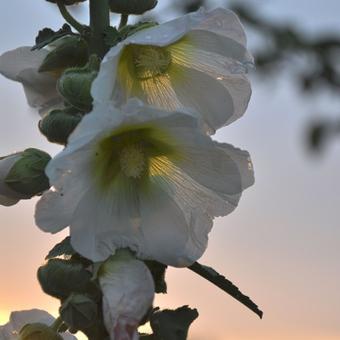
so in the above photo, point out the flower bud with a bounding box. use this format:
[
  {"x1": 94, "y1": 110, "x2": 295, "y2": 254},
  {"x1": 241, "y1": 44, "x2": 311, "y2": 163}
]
[
  {"x1": 39, "y1": 36, "x2": 89, "y2": 74},
  {"x1": 57, "y1": 55, "x2": 100, "y2": 112},
  {"x1": 98, "y1": 250, "x2": 155, "y2": 340},
  {"x1": 4, "y1": 148, "x2": 51, "y2": 196},
  {"x1": 19, "y1": 323, "x2": 63, "y2": 340},
  {"x1": 0, "y1": 149, "x2": 51, "y2": 206},
  {"x1": 46, "y1": 0, "x2": 87, "y2": 5},
  {"x1": 109, "y1": 0, "x2": 157, "y2": 15},
  {"x1": 39, "y1": 108, "x2": 82, "y2": 145}
]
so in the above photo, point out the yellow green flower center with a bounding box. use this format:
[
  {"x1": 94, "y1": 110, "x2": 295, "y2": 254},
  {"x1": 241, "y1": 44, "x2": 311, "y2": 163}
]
[
  {"x1": 119, "y1": 144, "x2": 146, "y2": 178},
  {"x1": 130, "y1": 45, "x2": 172, "y2": 80},
  {"x1": 92, "y1": 123, "x2": 182, "y2": 192}
]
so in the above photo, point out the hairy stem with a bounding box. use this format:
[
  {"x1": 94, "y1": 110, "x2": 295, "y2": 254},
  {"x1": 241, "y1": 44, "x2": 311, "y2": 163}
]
[
  {"x1": 89, "y1": 0, "x2": 111, "y2": 57},
  {"x1": 56, "y1": 0, "x2": 85, "y2": 33},
  {"x1": 119, "y1": 14, "x2": 129, "y2": 29}
]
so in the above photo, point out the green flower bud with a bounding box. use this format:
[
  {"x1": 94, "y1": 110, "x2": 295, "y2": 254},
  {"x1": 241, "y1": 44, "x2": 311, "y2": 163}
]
[
  {"x1": 109, "y1": 0, "x2": 158, "y2": 15},
  {"x1": 19, "y1": 323, "x2": 63, "y2": 340},
  {"x1": 37, "y1": 258, "x2": 98, "y2": 300},
  {"x1": 60, "y1": 293, "x2": 97, "y2": 330},
  {"x1": 39, "y1": 36, "x2": 89, "y2": 74},
  {"x1": 39, "y1": 108, "x2": 82, "y2": 145},
  {"x1": 46, "y1": 0, "x2": 87, "y2": 5},
  {"x1": 4, "y1": 148, "x2": 51, "y2": 197},
  {"x1": 57, "y1": 55, "x2": 100, "y2": 112}
]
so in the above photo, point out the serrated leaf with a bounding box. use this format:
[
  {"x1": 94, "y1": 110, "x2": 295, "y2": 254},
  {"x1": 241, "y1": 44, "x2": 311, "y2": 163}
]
[
  {"x1": 45, "y1": 237, "x2": 76, "y2": 259},
  {"x1": 150, "y1": 306, "x2": 198, "y2": 340},
  {"x1": 33, "y1": 24, "x2": 74, "y2": 50},
  {"x1": 144, "y1": 261, "x2": 167, "y2": 294},
  {"x1": 188, "y1": 262, "x2": 263, "y2": 319}
]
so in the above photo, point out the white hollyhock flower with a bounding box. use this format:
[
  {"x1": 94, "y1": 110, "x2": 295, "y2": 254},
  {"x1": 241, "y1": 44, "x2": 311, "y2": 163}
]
[
  {"x1": 0, "y1": 309, "x2": 76, "y2": 340},
  {"x1": 35, "y1": 100, "x2": 254, "y2": 266},
  {"x1": 0, "y1": 153, "x2": 30, "y2": 207},
  {"x1": 92, "y1": 8, "x2": 253, "y2": 134},
  {"x1": 98, "y1": 250, "x2": 154, "y2": 340},
  {"x1": 0, "y1": 47, "x2": 61, "y2": 116}
]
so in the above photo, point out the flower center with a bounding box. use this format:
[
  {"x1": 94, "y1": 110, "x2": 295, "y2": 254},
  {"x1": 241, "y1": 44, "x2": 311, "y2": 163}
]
[
  {"x1": 132, "y1": 45, "x2": 172, "y2": 80},
  {"x1": 119, "y1": 144, "x2": 146, "y2": 178}
]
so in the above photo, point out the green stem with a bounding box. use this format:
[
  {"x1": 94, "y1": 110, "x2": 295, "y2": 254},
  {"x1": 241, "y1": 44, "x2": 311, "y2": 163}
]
[
  {"x1": 50, "y1": 316, "x2": 64, "y2": 332},
  {"x1": 89, "y1": 0, "x2": 111, "y2": 57},
  {"x1": 56, "y1": 0, "x2": 85, "y2": 33},
  {"x1": 119, "y1": 14, "x2": 129, "y2": 29}
]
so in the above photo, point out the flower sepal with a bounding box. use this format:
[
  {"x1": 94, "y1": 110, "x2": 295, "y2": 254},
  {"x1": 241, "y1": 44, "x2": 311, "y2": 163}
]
[
  {"x1": 38, "y1": 36, "x2": 89, "y2": 74},
  {"x1": 3, "y1": 148, "x2": 51, "y2": 199},
  {"x1": 57, "y1": 55, "x2": 100, "y2": 112},
  {"x1": 39, "y1": 108, "x2": 82, "y2": 145},
  {"x1": 109, "y1": 0, "x2": 157, "y2": 15},
  {"x1": 46, "y1": 0, "x2": 87, "y2": 5}
]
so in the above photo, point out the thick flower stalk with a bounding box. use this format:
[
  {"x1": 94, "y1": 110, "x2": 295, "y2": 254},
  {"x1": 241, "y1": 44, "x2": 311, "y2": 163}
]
[
  {"x1": 98, "y1": 250, "x2": 155, "y2": 340},
  {"x1": 0, "y1": 309, "x2": 76, "y2": 340},
  {"x1": 35, "y1": 99, "x2": 254, "y2": 266},
  {"x1": 0, "y1": 47, "x2": 61, "y2": 116},
  {"x1": 92, "y1": 8, "x2": 253, "y2": 133}
]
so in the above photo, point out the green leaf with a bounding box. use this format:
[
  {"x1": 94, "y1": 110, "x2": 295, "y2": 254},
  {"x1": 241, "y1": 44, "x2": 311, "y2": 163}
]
[
  {"x1": 144, "y1": 261, "x2": 167, "y2": 294},
  {"x1": 150, "y1": 306, "x2": 198, "y2": 340},
  {"x1": 188, "y1": 262, "x2": 263, "y2": 319},
  {"x1": 37, "y1": 258, "x2": 99, "y2": 300},
  {"x1": 60, "y1": 293, "x2": 98, "y2": 330},
  {"x1": 32, "y1": 24, "x2": 74, "y2": 50},
  {"x1": 4, "y1": 148, "x2": 51, "y2": 196},
  {"x1": 45, "y1": 237, "x2": 76, "y2": 260}
]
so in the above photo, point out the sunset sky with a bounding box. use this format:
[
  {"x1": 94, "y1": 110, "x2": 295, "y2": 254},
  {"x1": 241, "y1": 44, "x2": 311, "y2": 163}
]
[{"x1": 1, "y1": 1, "x2": 340, "y2": 339}]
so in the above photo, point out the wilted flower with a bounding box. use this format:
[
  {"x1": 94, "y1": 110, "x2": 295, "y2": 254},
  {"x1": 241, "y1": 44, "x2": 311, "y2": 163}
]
[
  {"x1": 92, "y1": 8, "x2": 253, "y2": 134},
  {"x1": 0, "y1": 47, "x2": 61, "y2": 116},
  {"x1": 98, "y1": 250, "x2": 154, "y2": 340},
  {"x1": 0, "y1": 309, "x2": 76, "y2": 340},
  {"x1": 35, "y1": 100, "x2": 254, "y2": 266}
]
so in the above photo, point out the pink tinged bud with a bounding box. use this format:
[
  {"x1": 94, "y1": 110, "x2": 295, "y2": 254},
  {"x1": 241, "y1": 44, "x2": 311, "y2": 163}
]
[{"x1": 98, "y1": 250, "x2": 155, "y2": 340}]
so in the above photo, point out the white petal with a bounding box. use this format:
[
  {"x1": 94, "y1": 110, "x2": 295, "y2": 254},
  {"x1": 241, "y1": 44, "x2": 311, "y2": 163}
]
[
  {"x1": 0, "y1": 47, "x2": 60, "y2": 113},
  {"x1": 169, "y1": 64, "x2": 236, "y2": 133},
  {"x1": 35, "y1": 148, "x2": 93, "y2": 233},
  {"x1": 69, "y1": 183, "x2": 141, "y2": 262},
  {"x1": 0, "y1": 47, "x2": 46, "y2": 80}
]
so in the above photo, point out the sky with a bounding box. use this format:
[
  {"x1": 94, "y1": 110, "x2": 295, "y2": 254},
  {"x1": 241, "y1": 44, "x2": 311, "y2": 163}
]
[{"x1": 0, "y1": 1, "x2": 340, "y2": 339}]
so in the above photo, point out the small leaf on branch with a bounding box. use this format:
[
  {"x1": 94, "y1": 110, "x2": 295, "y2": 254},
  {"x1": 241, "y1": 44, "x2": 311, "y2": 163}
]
[
  {"x1": 33, "y1": 24, "x2": 74, "y2": 50},
  {"x1": 45, "y1": 237, "x2": 76, "y2": 259},
  {"x1": 188, "y1": 262, "x2": 263, "y2": 319},
  {"x1": 149, "y1": 306, "x2": 198, "y2": 340}
]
